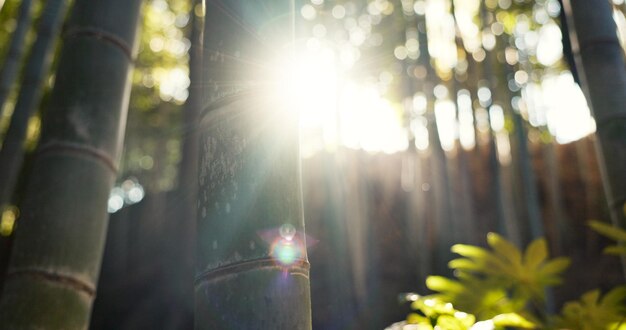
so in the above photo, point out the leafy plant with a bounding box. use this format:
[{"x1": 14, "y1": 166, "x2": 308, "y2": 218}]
[
  {"x1": 399, "y1": 294, "x2": 535, "y2": 330},
  {"x1": 425, "y1": 233, "x2": 570, "y2": 321},
  {"x1": 394, "y1": 233, "x2": 626, "y2": 330},
  {"x1": 553, "y1": 286, "x2": 626, "y2": 330}
]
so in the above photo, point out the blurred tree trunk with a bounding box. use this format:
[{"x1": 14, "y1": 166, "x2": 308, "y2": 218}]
[
  {"x1": 0, "y1": 0, "x2": 141, "y2": 328},
  {"x1": 171, "y1": 0, "x2": 205, "y2": 325},
  {"x1": 195, "y1": 1, "x2": 312, "y2": 329},
  {"x1": 542, "y1": 140, "x2": 568, "y2": 254},
  {"x1": 562, "y1": 0, "x2": 626, "y2": 264},
  {"x1": 0, "y1": 0, "x2": 33, "y2": 117},
  {"x1": 478, "y1": 2, "x2": 521, "y2": 242},
  {"x1": 0, "y1": 0, "x2": 69, "y2": 212}
]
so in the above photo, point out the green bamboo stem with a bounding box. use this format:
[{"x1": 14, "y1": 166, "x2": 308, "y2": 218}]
[
  {"x1": 195, "y1": 92, "x2": 312, "y2": 329},
  {"x1": 0, "y1": 0, "x2": 34, "y2": 118},
  {"x1": 196, "y1": 1, "x2": 312, "y2": 328},
  {"x1": 562, "y1": 0, "x2": 626, "y2": 276},
  {"x1": 0, "y1": 0, "x2": 141, "y2": 328},
  {"x1": 0, "y1": 0, "x2": 69, "y2": 211}
]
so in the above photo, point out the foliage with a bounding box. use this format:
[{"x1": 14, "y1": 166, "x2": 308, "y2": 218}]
[
  {"x1": 399, "y1": 233, "x2": 626, "y2": 330},
  {"x1": 553, "y1": 287, "x2": 626, "y2": 330},
  {"x1": 426, "y1": 233, "x2": 569, "y2": 320},
  {"x1": 402, "y1": 294, "x2": 535, "y2": 330},
  {"x1": 589, "y1": 220, "x2": 626, "y2": 256}
]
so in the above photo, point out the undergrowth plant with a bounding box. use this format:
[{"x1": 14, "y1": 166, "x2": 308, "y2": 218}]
[{"x1": 391, "y1": 232, "x2": 626, "y2": 330}]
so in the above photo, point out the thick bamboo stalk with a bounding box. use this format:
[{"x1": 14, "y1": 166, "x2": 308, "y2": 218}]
[
  {"x1": 0, "y1": 0, "x2": 141, "y2": 328},
  {"x1": 562, "y1": 0, "x2": 626, "y2": 234},
  {"x1": 196, "y1": 1, "x2": 312, "y2": 328},
  {"x1": 0, "y1": 0, "x2": 33, "y2": 117},
  {"x1": 195, "y1": 93, "x2": 312, "y2": 329},
  {"x1": 0, "y1": 0, "x2": 69, "y2": 210}
]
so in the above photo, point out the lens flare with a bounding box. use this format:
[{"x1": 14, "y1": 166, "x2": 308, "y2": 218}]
[
  {"x1": 269, "y1": 224, "x2": 305, "y2": 266},
  {"x1": 271, "y1": 238, "x2": 307, "y2": 266},
  {"x1": 279, "y1": 223, "x2": 296, "y2": 241},
  {"x1": 272, "y1": 239, "x2": 300, "y2": 265}
]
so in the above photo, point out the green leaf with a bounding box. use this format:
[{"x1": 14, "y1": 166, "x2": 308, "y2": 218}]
[
  {"x1": 538, "y1": 257, "x2": 570, "y2": 276},
  {"x1": 437, "y1": 315, "x2": 468, "y2": 330},
  {"x1": 580, "y1": 289, "x2": 601, "y2": 306},
  {"x1": 603, "y1": 245, "x2": 626, "y2": 256},
  {"x1": 487, "y1": 232, "x2": 522, "y2": 269},
  {"x1": 426, "y1": 276, "x2": 464, "y2": 294},
  {"x1": 492, "y1": 313, "x2": 536, "y2": 329},
  {"x1": 407, "y1": 312, "x2": 430, "y2": 325},
  {"x1": 589, "y1": 220, "x2": 626, "y2": 242},
  {"x1": 600, "y1": 286, "x2": 626, "y2": 307},
  {"x1": 524, "y1": 238, "x2": 548, "y2": 271},
  {"x1": 451, "y1": 244, "x2": 490, "y2": 259},
  {"x1": 449, "y1": 258, "x2": 483, "y2": 272},
  {"x1": 609, "y1": 323, "x2": 626, "y2": 330}
]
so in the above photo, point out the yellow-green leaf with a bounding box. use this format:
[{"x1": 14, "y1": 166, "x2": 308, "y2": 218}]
[
  {"x1": 589, "y1": 220, "x2": 626, "y2": 242},
  {"x1": 603, "y1": 245, "x2": 626, "y2": 256},
  {"x1": 487, "y1": 232, "x2": 522, "y2": 269},
  {"x1": 426, "y1": 276, "x2": 464, "y2": 294},
  {"x1": 437, "y1": 315, "x2": 467, "y2": 330},
  {"x1": 449, "y1": 258, "x2": 482, "y2": 272},
  {"x1": 492, "y1": 313, "x2": 536, "y2": 329},
  {"x1": 407, "y1": 312, "x2": 429, "y2": 325},
  {"x1": 538, "y1": 257, "x2": 570, "y2": 276},
  {"x1": 451, "y1": 244, "x2": 490, "y2": 259},
  {"x1": 524, "y1": 238, "x2": 548, "y2": 270},
  {"x1": 580, "y1": 289, "x2": 601, "y2": 306},
  {"x1": 601, "y1": 286, "x2": 626, "y2": 307}
]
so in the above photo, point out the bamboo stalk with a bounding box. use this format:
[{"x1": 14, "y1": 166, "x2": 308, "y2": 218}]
[
  {"x1": 195, "y1": 93, "x2": 312, "y2": 329},
  {"x1": 174, "y1": 0, "x2": 205, "y2": 321},
  {"x1": 0, "y1": 0, "x2": 142, "y2": 327},
  {"x1": 562, "y1": 0, "x2": 626, "y2": 275},
  {"x1": 0, "y1": 0, "x2": 69, "y2": 211},
  {"x1": 0, "y1": 0, "x2": 34, "y2": 117},
  {"x1": 196, "y1": 1, "x2": 312, "y2": 328}
]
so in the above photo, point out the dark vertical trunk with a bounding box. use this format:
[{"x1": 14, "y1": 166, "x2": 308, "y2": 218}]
[
  {"x1": 542, "y1": 140, "x2": 568, "y2": 254},
  {"x1": 174, "y1": 0, "x2": 204, "y2": 325},
  {"x1": 196, "y1": 1, "x2": 312, "y2": 329},
  {"x1": 0, "y1": 0, "x2": 69, "y2": 210},
  {"x1": 0, "y1": 0, "x2": 142, "y2": 327},
  {"x1": 0, "y1": 0, "x2": 34, "y2": 116},
  {"x1": 563, "y1": 0, "x2": 626, "y2": 276}
]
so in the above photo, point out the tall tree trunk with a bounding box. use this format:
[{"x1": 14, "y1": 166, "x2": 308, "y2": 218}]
[
  {"x1": 196, "y1": 1, "x2": 312, "y2": 329},
  {"x1": 173, "y1": 0, "x2": 204, "y2": 324},
  {"x1": 562, "y1": 0, "x2": 626, "y2": 273},
  {"x1": 0, "y1": 0, "x2": 141, "y2": 327},
  {"x1": 0, "y1": 0, "x2": 34, "y2": 117},
  {"x1": 0, "y1": 0, "x2": 69, "y2": 211}
]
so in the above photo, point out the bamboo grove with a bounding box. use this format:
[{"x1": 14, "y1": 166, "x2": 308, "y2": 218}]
[{"x1": 0, "y1": 0, "x2": 624, "y2": 329}]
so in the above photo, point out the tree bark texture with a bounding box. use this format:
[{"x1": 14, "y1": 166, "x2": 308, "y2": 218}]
[
  {"x1": 195, "y1": 93, "x2": 312, "y2": 329},
  {"x1": 0, "y1": 0, "x2": 141, "y2": 328},
  {"x1": 563, "y1": 0, "x2": 626, "y2": 235},
  {"x1": 0, "y1": 0, "x2": 69, "y2": 210}
]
